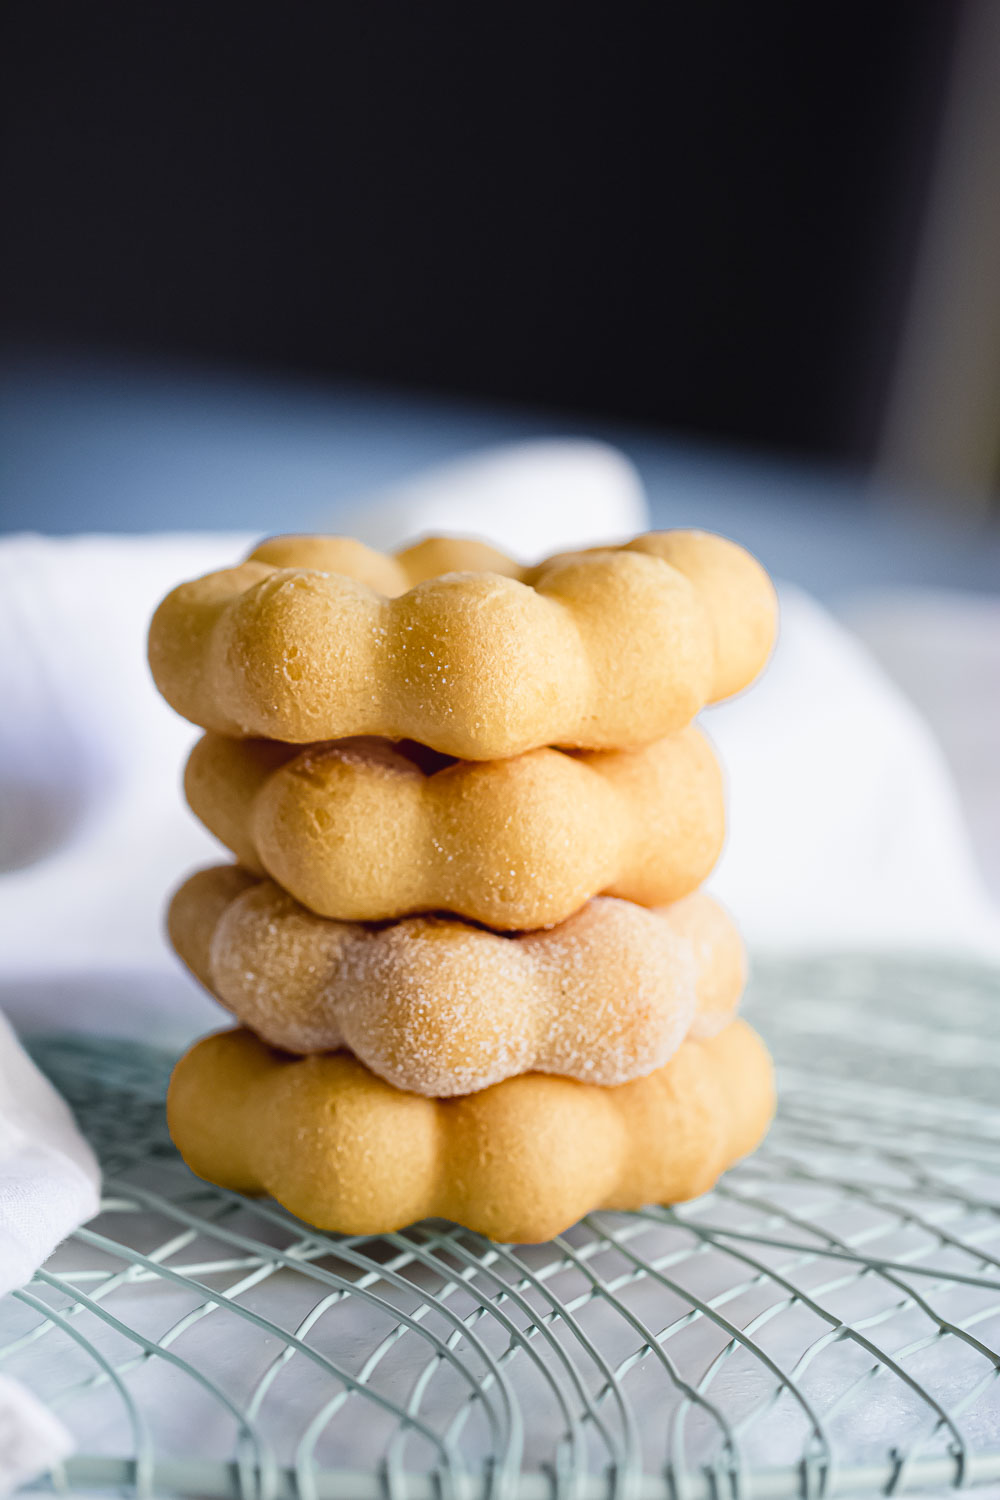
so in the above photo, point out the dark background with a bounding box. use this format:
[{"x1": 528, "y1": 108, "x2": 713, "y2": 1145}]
[{"x1": 1, "y1": 2, "x2": 957, "y2": 466}]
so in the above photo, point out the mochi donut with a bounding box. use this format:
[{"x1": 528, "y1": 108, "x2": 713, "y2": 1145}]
[
  {"x1": 169, "y1": 867, "x2": 747, "y2": 1096},
  {"x1": 184, "y1": 725, "x2": 725, "y2": 929},
  {"x1": 148, "y1": 531, "x2": 776, "y2": 757},
  {"x1": 167, "y1": 1019, "x2": 775, "y2": 1242}
]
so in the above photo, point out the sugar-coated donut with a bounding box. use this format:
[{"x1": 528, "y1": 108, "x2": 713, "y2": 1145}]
[
  {"x1": 169, "y1": 866, "x2": 746, "y2": 1096},
  {"x1": 148, "y1": 531, "x2": 776, "y2": 757},
  {"x1": 167, "y1": 1019, "x2": 774, "y2": 1242},
  {"x1": 184, "y1": 725, "x2": 725, "y2": 929}
]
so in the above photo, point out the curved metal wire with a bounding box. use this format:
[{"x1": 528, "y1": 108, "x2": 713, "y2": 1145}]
[{"x1": 3, "y1": 953, "x2": 1000, "y2": 1499}]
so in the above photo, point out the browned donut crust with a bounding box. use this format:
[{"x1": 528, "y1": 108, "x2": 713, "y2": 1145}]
[
  {"x1": 148, "y1": 531, "x2": 776, "y2": 758},
  {"x1": 184, "y1": 726, "x2": 724, "y2": 929},
  {"x1": 167, "y1": 1019, "x2": 774, "y2": 1242},
  {"x1": 167, "y1": 870, "x2": 746, "y2": 1092},
  {"x1": 169, "y1": 866, "x2": 746, "y2": 1096}
]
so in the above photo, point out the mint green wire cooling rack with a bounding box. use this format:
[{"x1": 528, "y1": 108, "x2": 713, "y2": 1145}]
[{"x1": 4, "y1": 954, "x2": 1000, "y2": 1500}]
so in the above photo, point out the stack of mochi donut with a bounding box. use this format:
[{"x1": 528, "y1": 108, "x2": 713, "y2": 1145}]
[{"x1": 149, "y1": 529, "x2": 779, "y2": 1243}]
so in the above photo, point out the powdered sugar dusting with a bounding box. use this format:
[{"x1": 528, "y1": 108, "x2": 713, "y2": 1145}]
[{"x1": 191, "y1": 873, "x2": 744, "y2": 1097}]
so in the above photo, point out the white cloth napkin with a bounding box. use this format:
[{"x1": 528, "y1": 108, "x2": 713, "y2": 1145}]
[
  {"x1": 0, "y1": 1012, "x2": 99, "y2": 1490},
  {"x1": 0, "y1": 437, "x2": 997, "y2": 1485},
  {"x1": 342, "y1": 438, "x2": 649, "y2": 557},
  {"x1": 0, "y1": 1014, "x2": 99, "y2": 1290}
]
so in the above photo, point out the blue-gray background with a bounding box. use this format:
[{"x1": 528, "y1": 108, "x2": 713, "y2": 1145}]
[{"x1": 4, "y1": 353, "x2": 999, "y2": 603}]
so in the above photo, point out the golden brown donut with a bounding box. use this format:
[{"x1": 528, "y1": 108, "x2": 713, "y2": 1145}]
[
  {"x1": 148, "y1": 531, "x2": 776, "y2": 757},
  {"x1": 169, "y1": 867, "x2": 746, "y2": 1096},
  {"x1": 167, "y1": 1019, "x2": 774, "y2": 1242},
  {"x1": 184, "y1": 725, "x2": 725, "y2": 929}
]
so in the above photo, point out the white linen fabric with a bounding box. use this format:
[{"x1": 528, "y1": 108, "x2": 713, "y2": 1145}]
[
  {"x1": 341, "y1": 438, "x2": 649, "y2": 557},
  {"x1": 707, "y1": 580, "x2": 998, "y2": 952},
  {"x1": 0, "y1": 1012, "x2": 99, "y2": 1490},
  {"x1": 0, "y1": 1013, "x2": 99, "y2": 1291}
]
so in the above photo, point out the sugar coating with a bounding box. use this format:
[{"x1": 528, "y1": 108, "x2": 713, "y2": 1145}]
[
  {"x1": 147, "y1": 531, "x2": 777, "y2": 759},
  {"x1": 166, "y1": 1019, "x2": 774, "y2": 1242},
  {"x1": 168, "y1": 866, "x2": 746, "y2": 1097},
  {"x1": 184, "y1": 725, "x2": 725, "y2": 929}
]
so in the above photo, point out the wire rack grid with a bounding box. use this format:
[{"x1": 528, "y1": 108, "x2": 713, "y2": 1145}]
[{"x1": 3, "y1": 952, "x2": 1000, "y2": 1500}]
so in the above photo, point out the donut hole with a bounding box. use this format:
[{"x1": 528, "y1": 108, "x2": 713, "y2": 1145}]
[{"x1": 393, "y1": 740, "x2": 457, "y2": 776}]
